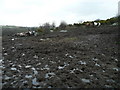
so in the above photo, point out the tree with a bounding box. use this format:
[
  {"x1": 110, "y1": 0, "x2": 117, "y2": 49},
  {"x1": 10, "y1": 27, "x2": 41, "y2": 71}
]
[
  {"x1": 51, "y1": 22, "x2": 56, "y2": 30},
  {"x1": 59, "y1": 21, "x2": 67, "y2": 29},
  {"x1": 43, "y1": 22, "x2": 50, "y2": 30}
]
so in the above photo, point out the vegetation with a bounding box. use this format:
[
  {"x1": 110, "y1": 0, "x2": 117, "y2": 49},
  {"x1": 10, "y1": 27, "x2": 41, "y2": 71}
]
[{"x1": 2, "y1": 15, "x2": 119, "y2": 36}]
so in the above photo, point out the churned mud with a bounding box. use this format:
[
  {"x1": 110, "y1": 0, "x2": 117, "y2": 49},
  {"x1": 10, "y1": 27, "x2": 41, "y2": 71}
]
[{"x1": 1, "y1": 26, "x2": 119, "y2": 88}]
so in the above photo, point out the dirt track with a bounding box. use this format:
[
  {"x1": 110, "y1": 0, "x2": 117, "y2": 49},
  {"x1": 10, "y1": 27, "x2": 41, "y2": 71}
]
[{"x1": 2, "y1": 26, "x2": 120, "y2": 88}]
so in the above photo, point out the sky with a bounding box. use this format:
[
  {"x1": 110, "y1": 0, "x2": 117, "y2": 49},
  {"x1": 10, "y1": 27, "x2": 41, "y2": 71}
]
[{"x1": 0, "y1": 0, "x2": 119, "y2": 27}]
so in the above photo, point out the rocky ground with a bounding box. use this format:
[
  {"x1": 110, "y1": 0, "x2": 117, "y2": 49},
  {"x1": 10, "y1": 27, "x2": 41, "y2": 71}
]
[{"x1": 1, "y1": 26, "x2": 120, "y2": 88}]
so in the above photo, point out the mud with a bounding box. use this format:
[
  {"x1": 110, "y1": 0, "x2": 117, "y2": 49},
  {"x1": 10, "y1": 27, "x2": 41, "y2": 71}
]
[{"x1": 1, "y1": 26, "x2": 119, "y2": 88}]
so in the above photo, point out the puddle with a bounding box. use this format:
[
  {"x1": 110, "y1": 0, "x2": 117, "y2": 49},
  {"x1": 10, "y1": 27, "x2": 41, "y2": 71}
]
[
  {"x1": 70, "y1": 68, "x2": 76, "y2": 73},
  {"x1": 33, "y1": 55, "x2": 38, "y2": 59},
  {"x1": 101, "y1": 54, "x2": 105, "y2": 56},
  {"x1": 60, "y1": 30, "x2": 68, "y2": 32},
  {"x1": 0, "y1": 65, "x2": 5, "y2": 69},
  {"x1": 31, "y1": 67, "x2": 35, "y2": 70},
  {"x1": 89, "y1": 74, "x2": 93, "y2": 77},
  {"x1": 48, "y1": 86, "x2": 52, "y2": 88},
  {"x1": 81, "y1": 78, "x2": 90, "y2": 83},
  {"x1": 58, "y1": 62, "x2": 69, "y2": 70},
  {"x1": 58, "y1": 66, "x2": 65, "y2": 69},
  {"x1": 4, "y1": 53, "x2": 8, "y2": 56},
  {"x1": 50, "y1": 61, "x2": 56, "y2": 64},
  {"x1": 70, "y1": 68, "x2": 79, "y2": 73},
  {"x1": 45, "y1": 72, "x2": 56, "y2": 79},
  {"x1": 104, "y1": 85, "x2": 113, "y2": 88},
  {"x1": 25, "y1": 65, "x2": 31, "y2": 68},
  {"x1": 40, "y1": 39, "x2": 44, "y2": 41},
  {"x1": 22, "y1": 53, "x2": 25, "y2": 56},
  {"x1": 25, "y1": 75, "x2": 32, "y2": 78},
  {"x1": 11, "y1": 67, "x2": 17, "y2": 71},
  {"x1": 65, "y1": 53, "x2": 74, "y2": 58},
  {"x1": 115, "y1": 58, "x2": 118, "y2": 62},
  {"x1": 50, "y1": 30, "x2": 53, "y2": 32},
  {"x1": 106, "y1": 79, "x2": 115, "y2": 83},
  {"x1": 31, "y1": 67, "x2": 38, "y2": 75},
  {"x1": 80, "y1": 69, "x2": 84, "y2": 72},
  {"x1": 69, "y1": 55, "x2": 74, "y2": 58},
  {"x1": 18, "y1": 65, "x2": 22, "y2": 68},
  {"x1": 0, "y1": 59, "x2": 3, "y2": 63},
  {"x1": 11, "y1": 38, "x2": 15, "y2": 41},
  {"x1": 11, "y1": 47, "x2": 15, "y2": 49},
  {"x1": 92, "y1": 58, "x2": 98, "y2": 61},
  {"x1": 43, "y1": 65, "x2": 50, "y2": 70},
  {"x1": 112, "y1": 68, "x2": 119, "y2": 71},
  {"x1": 95, "y1": 63, "x2": 100, "y2": 67},
  {"x1": 36, "y1": 63, "x2": 41, "y2": 66},
  {"x1": 102, "y1": 70, "x2": 105, "y2": 72},
  {"x1": 32, "y1": 78, "x2": 39, "y2": 85},
  {"x1": 4, "y1": 75, "x2": 11, "y2": 80},
  {"x1": 78, "y1": 61, "x2": 86, "y2": 65}
]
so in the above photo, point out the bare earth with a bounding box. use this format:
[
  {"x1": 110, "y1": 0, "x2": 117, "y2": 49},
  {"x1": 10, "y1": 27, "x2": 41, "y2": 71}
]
[{"x1": 2, "y1": 26, "x2": 119, "y2": 88}]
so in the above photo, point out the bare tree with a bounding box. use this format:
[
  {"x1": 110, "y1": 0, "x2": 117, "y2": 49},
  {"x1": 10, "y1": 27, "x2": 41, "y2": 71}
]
[
  {"x1": 43, "y1": 22, "x2": 50, "y2": 30},
  {"x1": 51, "y1": 22, "x2": 56, "y2": 29},
  {"x1": 59, "y1": 21, "x2": 67, "y2": 29}
]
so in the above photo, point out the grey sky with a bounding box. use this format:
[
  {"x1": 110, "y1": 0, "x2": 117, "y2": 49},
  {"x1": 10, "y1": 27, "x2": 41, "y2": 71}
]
[{"x1": 0, "y1": 0, "x2": 119, "y2": 27}]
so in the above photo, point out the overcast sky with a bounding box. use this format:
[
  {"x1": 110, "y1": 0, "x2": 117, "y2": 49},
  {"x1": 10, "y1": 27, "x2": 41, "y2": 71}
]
[{"x1": 0, "y1": 0, "x2": 119, "y2": 27}]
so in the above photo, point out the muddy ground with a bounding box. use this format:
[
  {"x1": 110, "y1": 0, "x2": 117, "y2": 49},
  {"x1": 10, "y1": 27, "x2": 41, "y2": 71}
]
[{"x1": 1, "y1": 26, "x2": 120, "y2": 88}]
